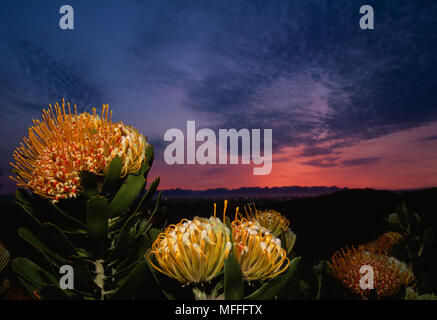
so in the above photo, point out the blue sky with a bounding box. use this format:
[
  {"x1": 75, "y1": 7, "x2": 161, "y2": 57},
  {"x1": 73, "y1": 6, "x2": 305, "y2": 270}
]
[{"x1": 1, "y1": 0, "x2": 437, "y2": 191}]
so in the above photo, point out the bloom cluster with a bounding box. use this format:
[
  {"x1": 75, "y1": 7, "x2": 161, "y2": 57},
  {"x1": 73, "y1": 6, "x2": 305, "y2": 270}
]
[
  {"x1": 243, "y1": 205, "x2": 290, "y2": 237},
  {"x1": 148, "y1": 203, "x2": 294, "y2": 284},
  {"x1": 232, "y1": 218, "x2": 289, "y2": 281},
  {"x1": 10, "y1": 100, "x2": 147, "y2": 202},
  {"x1": 147, "y1": 217, "x2": 232, "y2": 284},
  {"x1": 359, "y1": 231, "x2": 403, "y2": 255},
  {"x1": 329, "y1": 246, "x2": 414, "y2": 299}
]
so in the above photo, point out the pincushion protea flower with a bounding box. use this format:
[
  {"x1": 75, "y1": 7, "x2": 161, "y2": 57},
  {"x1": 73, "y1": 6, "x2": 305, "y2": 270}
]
[
  {"x1": 359, "y1": 231, "x2": 403, "y2": 255},
  {"x1": 232, "y1": 218, "x2": 289, "y2": 281},
  {"x1": 244, "y1": 205, "x2": 290, "y2": 237},
  {"x1": 328, "y1": 247, "x2": 415, "y2": 299},
  {"x1": 10, "y1": 100, "x2": 147, "y2": 202},
  {"x1": 147, "y1": 216, "x2": 232, "y2": 284}
]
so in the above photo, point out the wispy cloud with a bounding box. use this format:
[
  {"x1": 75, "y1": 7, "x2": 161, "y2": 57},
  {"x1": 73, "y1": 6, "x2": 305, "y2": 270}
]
[
  {"x1": 169, "y1": 0, "x2": 437, "y2": 157},
  {"x1": 418, "y1": 134, "x2": 437, "y2": 142},
  {"x1": 302, "y1": 157, "x2": 340, "y2": 168},
  {"x1": 0, "y1": 41, "x2": 105, "y2": 115},
  {"x1": 341, "y1": 157, "x2": 382, "y2": 167}
]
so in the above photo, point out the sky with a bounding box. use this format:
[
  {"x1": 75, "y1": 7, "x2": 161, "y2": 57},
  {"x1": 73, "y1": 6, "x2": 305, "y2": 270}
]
[{"x1": 0, "y1": 0, "x2": 437, "y2": 192}]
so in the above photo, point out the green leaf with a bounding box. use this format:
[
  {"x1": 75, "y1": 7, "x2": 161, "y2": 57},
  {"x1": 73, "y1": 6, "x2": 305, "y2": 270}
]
[
  {"x1": 0, "y1": 245, "x2": 10, "y2": 274},
  {"x1": 136, "y1": 219, "x2": 152, "y2": 239},
  {"x1": 148, "y1": 228, "x2": 162, "y2": 243},
  {"x1": 18, "y1": 228, "x2": 69, "y2": 269},
  {"x1": 109, "y1": 260, "x2": 154, "y2": 300},
  {"x1": 49, "y1": 201, "x2": 84, "y2": 229},
  {"x1": 110, "y1": 258, "x2": 142, "y2": 280},
  {"x1": 80, "y1": 171, "x2": 99, "y2": 198},
  {"x1": 39, "y1": 284, "x2": 73, "y2": 300},
  {"x1": 17, "y1": 276, "x2": 39, "y2": 300},
  {"x1": 224, "y1": 251, "x2": 244, "y2": 300},
  {"x1": 74, "y1": 248, "x2": 92, "y2": 259},
  {"x1": 398, "y1": 203, "x2": 409, "y2": 229},
  {"x1": 244, "y1": 256, "x2": 301, "y2": 300},
  {"x1": 69, "y1": 257, "x2": 99, "y2": 295},
  {"x1": 86, "y1": 196, "x2": 109, "y2": 253},
  {"x1": 108, "y1": 163, "x2": 148, "y2": 217},
  {"x1": 12, "y1": 257, "x2": 58, "y2": 291},
  {"x1": 15, "y1": 189, "x2": 44, "y2": 229},
  {"x1": 224, "y1": 217, "x2": 244, "y2": 300},
  {"x1": 134, "y1": 177, "x2": 160, "y2": 214},
  {"x1": 132, "y1": 235, "x2": 152, "y2": 260},
  {"x1": 149, "y1": 191, "x2": 162, "y2": 222},
  {"x1": 145, "y1": 144, "x2": 154, "y2": 168},
  {"x1": 43, "y1": 223, "x2": 77, "y2": 257},
  {"x1": 110, "y1": 212, "x2": 141, "y2": 258},
  {"x1": 103, "y1": 156, "x2": 123, "y2": 193}
]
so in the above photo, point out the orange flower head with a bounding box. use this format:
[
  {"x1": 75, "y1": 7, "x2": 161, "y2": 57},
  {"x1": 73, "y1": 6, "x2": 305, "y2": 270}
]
[
  {"x1": 10, "y1": 100, "x2": 147, "y2": 202},
  {"x1": 328, "y1": 247, "x2": 415, "y2": 299},
  {"x1": 243, "y1": 204, "x2": 290, "y2": 237},
  {"x1": 359, "y1": 232, "x2": 404, "y2": 255}
]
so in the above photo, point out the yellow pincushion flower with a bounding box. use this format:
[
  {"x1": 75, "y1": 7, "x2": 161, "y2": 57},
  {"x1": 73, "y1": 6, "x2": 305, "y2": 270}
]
[
  {"x1": 147, "y1": 216, "x2": 232, "y2": 284},
  {"x1": 328, "y1": 247, "x2": 415, "y2": 299},
  {"x1": 232, "y1": 218, "x2": 289, "y2": 281},
  {"x1": 244, "y1": 205, "x2": 290, "y2": 237},
  {"x1": 10, "y1": 100, "x2": 147, "y2": 202}
]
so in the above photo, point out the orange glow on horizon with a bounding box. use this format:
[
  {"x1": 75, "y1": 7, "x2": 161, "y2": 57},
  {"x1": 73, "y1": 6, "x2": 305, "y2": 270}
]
[{"x1": 153, "y1": 122, "x2": 437, "y2": 191}]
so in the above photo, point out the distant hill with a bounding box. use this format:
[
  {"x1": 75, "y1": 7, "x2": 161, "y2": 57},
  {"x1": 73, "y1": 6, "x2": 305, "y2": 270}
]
[{"x1": 161, "y1": 186, "x2": 347, "y2": 199}]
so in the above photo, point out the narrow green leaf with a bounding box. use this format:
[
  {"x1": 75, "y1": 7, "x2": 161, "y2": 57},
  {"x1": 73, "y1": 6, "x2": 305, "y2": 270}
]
[
  {"x1": 103, "y1": 156, "x2": 123, "y2": 193},
  {"x1": 69, "y1": 256, "x2": 99, "y2": 295},
  {"x1": 110, "y1": 258, "x2": 142, "y2": 280},
  {"x1": 44, "y1": 223, "x2": 77, "y2": 257},
  {"x1": 49, "y1": 201, "x2": 84, "y2": 228},
  {"x1": 86, "y1": 196, "x2": 109, "y2": 253},
  {"x1": 145, "y1": 144, "x2": 154, "y2": 168},
  {"x1": 109, "y1": 260, "x2": 153, "y2": 300},
  {"x1": 132, "y1": 235, "x2": 152, "y2": 260},
  {"x1": 40, "y1": 284, "x2": 72, "y2": 300},
  {"x1": 134, "y1": 177, "x2": 160, "y2": 214},
  {"x1": 14, "y1": 188, "x2": 32, "y2": 206},
  {"x1": 108, "y1": 163, "x2": 148, "y2": 217},
  {"x1": 244, "y1": 256, "x2": 301, "y2": 300},
  {"x1": 15, "y1": 189, "x2": 44, "y2": 228},
  {"x1": 74, "y1": 248, "x2": 92, "y2": 259},
  {"x1": 149, "y1": 191, "x2": 162, "y2": 221},
  {"x1": 0, "y1": 245, "x2": 10, "y2": 274},
  {"x1": 18, "y1": 228, "x2": 69, "y2": 268},
  {"x1": 110, "y1": 177, "x2": 160, "y2": 258},
  {"x1": 224, "y1": 252, "x2": 244, "y2": 300},
  {"x1": 110, "y1": 212, "x2": 141, "y2": 258},
  {"x1": 17, "y1": 276, "x2": 39, "y2": 300},
  {"x1": 224, "y1": 217, "x2": 244, "y2": 300},
  {"x1": 12, "y1": 258, "x2": 58, "y2": 291}
]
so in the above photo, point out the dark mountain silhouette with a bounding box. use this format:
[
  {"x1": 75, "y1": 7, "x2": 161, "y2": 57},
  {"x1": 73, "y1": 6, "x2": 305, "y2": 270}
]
[{"x1": 161, "y1": 186, "x2": 347, "y2": 199}]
